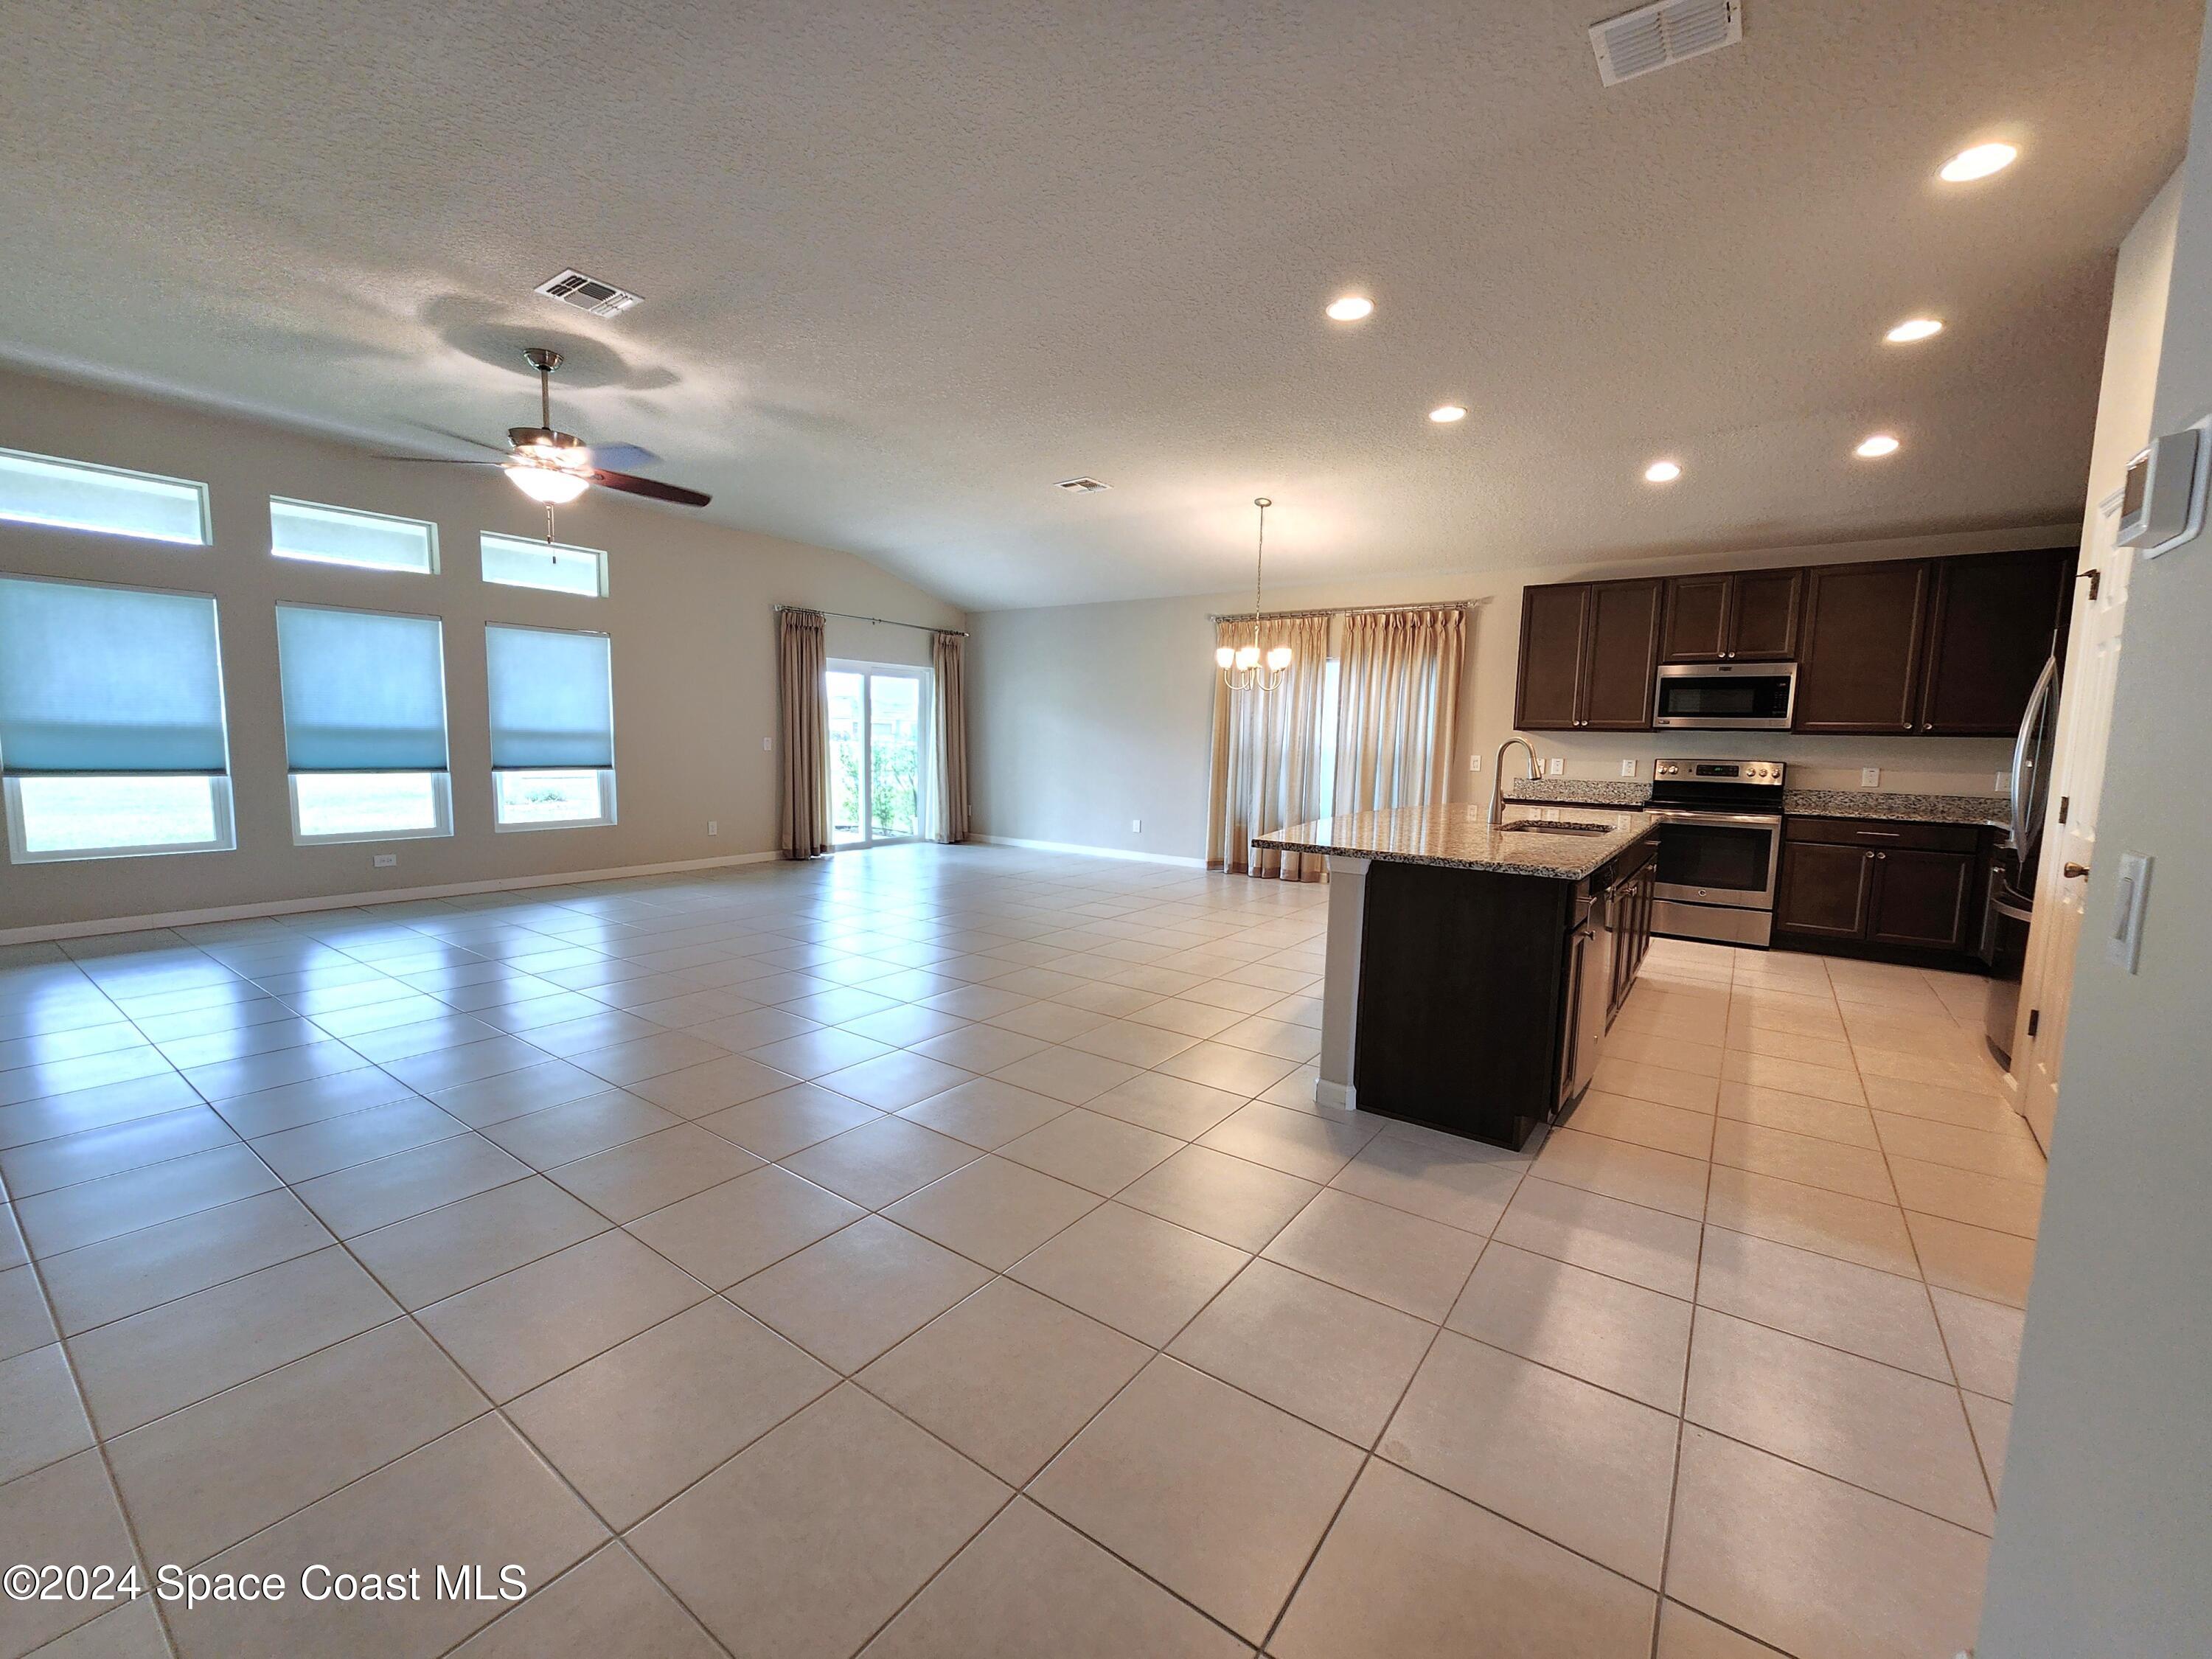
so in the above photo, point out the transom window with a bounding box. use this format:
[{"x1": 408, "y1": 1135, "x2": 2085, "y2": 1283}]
[
  {"x1": 481, "y1": 532, "x2": 606, "y2": 598},
  {"x1": 270, "y1": 497, "x2": 438, "y2": 575},
  {"x1": 0, "y1": 447, "x2": 209, "y2": 546}
]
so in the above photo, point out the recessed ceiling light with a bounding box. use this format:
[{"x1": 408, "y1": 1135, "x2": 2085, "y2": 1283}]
[
  {"x1": 1429, "y1": 404, "x2": 1467, "y2": 424},
  {"x1": 1644, "y1": 460, "x2": 1682, "y2": 484},
  {"x1": 1940, "y1": 142, "x2": 2017, "y2": 183},
  {"x1": 1886, "y1": 317, "x2": 1944, "y2": 344},
  {"x1": 1856, "y1": 434, "x2": 1902, "y2": 459},
  {"x1": 1325, "y1": 295, "x2": 1374, "y2": 322}
]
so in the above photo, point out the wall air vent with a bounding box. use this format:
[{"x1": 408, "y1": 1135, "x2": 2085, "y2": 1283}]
[
  {"x1": 1057, "y1": 477, "x2": 1111, "y2": 493},
  {"x1": 534, "y1": 268, "x2": 643, "y2": 318},
  {"x1": 1590, "y1": 0, "x2": 1741, "y2": 87}
]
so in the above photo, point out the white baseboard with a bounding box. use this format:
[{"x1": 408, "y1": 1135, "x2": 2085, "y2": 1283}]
[
  {"x1": 1315, "y1": 1078, "x2": 1357, "y2": 1111},
  {"x1": 0, "y1": 849, "x2": 785, "y2": 946},
  {"x1": 972, "y1": 834, "x2": 1208, "y2": 870}
]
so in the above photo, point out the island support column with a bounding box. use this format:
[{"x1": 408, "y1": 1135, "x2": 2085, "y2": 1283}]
[{"x1": 1315, "y1": 855, "x2": 1371, "y2": 1110}]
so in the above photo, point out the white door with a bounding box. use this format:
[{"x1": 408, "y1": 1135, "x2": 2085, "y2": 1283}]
[{"x1": 2017, "y1": 500, "x2": 2132, "y2": 1148}]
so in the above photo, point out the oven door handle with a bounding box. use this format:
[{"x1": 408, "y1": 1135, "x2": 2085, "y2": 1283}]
[{"x1": 1644, "y1": 810, "x2": 1784, "y2": 827}]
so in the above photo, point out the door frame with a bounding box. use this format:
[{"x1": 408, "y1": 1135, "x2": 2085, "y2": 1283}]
[
  {"x1": 824, "y1": 658, "x2": 932, "y2": 849},
  {"x1": 2011, "y1": 498, "x2": 2129, "y2": 1149}
]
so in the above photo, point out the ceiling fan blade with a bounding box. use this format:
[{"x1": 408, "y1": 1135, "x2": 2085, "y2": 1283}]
[
  {"x1": 583, "y1": 442, "x2": 660, "y2": 471},
  {"x1": 373, "y1": 455, "x2": 504, "y2": 466},
  {"x1": 409, "y1": 423, "x2": 512, "y2": 455},
  {"x1": 585, "y1": 470, "x2": 712, "y2": 508}
]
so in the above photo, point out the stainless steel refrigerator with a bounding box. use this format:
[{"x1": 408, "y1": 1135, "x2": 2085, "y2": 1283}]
[{"x1": 1983, "y1": 653, "x2": 2061, "y2": 1066}]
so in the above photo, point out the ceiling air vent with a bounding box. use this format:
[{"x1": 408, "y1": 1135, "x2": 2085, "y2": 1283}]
[
  {"x1": 1590, "y1": 0, "x2": 1741, "y2": 87},
  {"x1": 1057, "y1": 477, "x2": 1111, "y2": 493},
  {"x1": 534, "y1": 268, "x2": 643, "y2": 318}
]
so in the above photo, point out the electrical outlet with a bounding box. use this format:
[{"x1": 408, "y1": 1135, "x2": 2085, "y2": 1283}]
[
  {"x1": 373, "y1": 853, "x2": 397, "y2": 869},
  {"x1": 1620, "y1": 759, "x2": 1637, "y2": 777},
  {"x1": 1861, "y1": 767, "x2": 1881, "y2": 789},
  {"x1": 762, "y1": 736, "x2": 772, "y2": 751},
  {"x1": 1469, "y1": 753, "x2": 1481, "y2": 773},
  {"x1": 1994, "y1": 771, "x2": 2008, "y2": 793},
  {"x1": 1130, "y1": 818, "x2": 1141, "y2": 833},
  {"x1": 707, "y1": 820, "x2": 718, "y2": 836},
  {"x1": 1547, "y1": 757, "x2": 1564, "y2": 776}
]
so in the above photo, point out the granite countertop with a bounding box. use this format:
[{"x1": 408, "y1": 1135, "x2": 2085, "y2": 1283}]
[
  {"x1": 1253, "y1": 804, "x2": 1658, "y2": 879},
  {"x1": 1503, "y1": 777, "x2": 2008, "y2": 829}
]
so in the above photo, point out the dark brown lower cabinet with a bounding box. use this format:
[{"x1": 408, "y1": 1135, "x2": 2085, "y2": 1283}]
[
  {"x1": 1607, "y1": 843, "x2": 1658, "y2": 1019},
  {"x1": 1775, "y1": 841, "x2": 1876, "y2": 939},
  {"x1": 1775, "y1": 817, "x2": 1987, "y2": 961},
  {"x1": 1865, "y1": 849, "x2": 1978, "y2": 950}
]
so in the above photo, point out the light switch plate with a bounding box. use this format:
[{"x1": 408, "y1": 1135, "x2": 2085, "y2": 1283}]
[
  {"x1": 1861, "y1": 767, "x2": 1881, "y2": 789},
  {"x1": 2107, "y1": 852, "x2": 2152, "y2": 973},
  {"x1": 1469, "y1": 753, "x2": 1481, "y2": 772},
  {"x1": 1547, "y1": 757, "x2": 1564, "y2": 776},
  {"x1": 707, "y1": 821, "x2": 717, "y2": 836},
  {"x1": 373, "y1": 854, "x2": 397, "y2": 869},
  {"x1": 1130, "y1": 818, "x2": 1141, "y2": 832},
  {"x1": 1621, "y1": 759, "x2": 1637, "y2": 776},
  {"x1": 762, "y1": 736, "x2": 772, "y2": 751}
]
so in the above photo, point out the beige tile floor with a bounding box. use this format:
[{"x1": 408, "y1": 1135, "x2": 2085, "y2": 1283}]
[{"x1": 0, "y1": 844, "x2": 2042, "y2": 1658}]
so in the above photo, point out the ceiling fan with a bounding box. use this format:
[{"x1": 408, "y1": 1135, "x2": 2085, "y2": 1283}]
[{"x1": 381, "y1": 347, "x2": 710, "y2": 535}]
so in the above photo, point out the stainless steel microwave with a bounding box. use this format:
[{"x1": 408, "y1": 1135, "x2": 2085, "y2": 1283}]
[{"x1": 1652, "y1": 662, "x2": 1798, "y2": 729}]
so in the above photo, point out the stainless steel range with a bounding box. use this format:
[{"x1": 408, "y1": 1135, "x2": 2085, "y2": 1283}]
[{"x1": 1646, "y1": 759, "x2": 1786, "y2": 947}]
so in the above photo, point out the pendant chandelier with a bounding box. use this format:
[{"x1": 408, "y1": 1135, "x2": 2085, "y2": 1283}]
[{"x1": 1217, "y1": 496, "x2": 1293, "y2": 691}]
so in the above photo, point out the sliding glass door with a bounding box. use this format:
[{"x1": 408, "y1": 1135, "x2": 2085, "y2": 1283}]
[{"x1": 826, "y1": 663, "x2": 930, "y2": 847}]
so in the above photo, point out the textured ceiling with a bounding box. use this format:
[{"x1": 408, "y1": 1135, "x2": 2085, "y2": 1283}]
[{"x1": 0, "y1": 1, "x2": 2199, "y2": 608}]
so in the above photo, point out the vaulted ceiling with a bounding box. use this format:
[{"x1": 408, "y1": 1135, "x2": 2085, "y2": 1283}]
[{"x1": 0, "y1": 1, "x2": 2198, "y2": 607}]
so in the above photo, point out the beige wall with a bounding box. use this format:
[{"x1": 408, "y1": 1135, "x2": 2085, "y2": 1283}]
[
  {"x1": 969, "y1": 525, "x2": 2076, "y2": 860},
  {"x1": 0, "y1": 367, "x2": 962, "y2": 935},
  {"x1": 1976, "y1": 27, "x2": 2212, "y2": 1655}
]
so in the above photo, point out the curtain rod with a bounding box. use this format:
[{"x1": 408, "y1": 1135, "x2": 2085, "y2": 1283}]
[
  {"x1": 1206, "y1": 597, "x2": 1491, "y2": 623},
  {"x1": 776, "y1": 605, "x2": 967, "y2": 638}
]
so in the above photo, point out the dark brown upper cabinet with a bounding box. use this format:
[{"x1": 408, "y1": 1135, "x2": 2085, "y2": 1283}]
[
  {"x1": 1792, "y1": 560, "x2": 1933, "y2": 733},
  {"x1": 1514, "y1": 579, "x2": 1663, "y2": 731},
  {"x1": 1514, "y1": 583, "x2": 1589, "y2": 730},
  {"x1": 1660, "y1": 568, "x2": 1803, "y2": 663},
  {"x1": 1915, "y1": 547, "x2": 2075, "y2": 735}
]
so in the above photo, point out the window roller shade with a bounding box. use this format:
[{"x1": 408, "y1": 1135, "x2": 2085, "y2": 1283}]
[
  {"x1": 0, "y1": 577, "x2": 229, "y2": 774},
  {"x1": 276, "y1": 605, "x2": 450, "y2": 772},
  {"x1": 486, "y1": 624, "x2": 613, "y2": 770}
]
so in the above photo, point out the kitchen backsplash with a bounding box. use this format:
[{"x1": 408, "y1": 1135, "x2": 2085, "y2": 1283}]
[{"x1": 1505, "y1": 775, "x2": 2010, "y2": 827}]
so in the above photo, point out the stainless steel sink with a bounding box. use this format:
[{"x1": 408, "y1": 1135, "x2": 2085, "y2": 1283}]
[{"x1": 1496, "y1": 820, "x2": 1616, "y2": 836}]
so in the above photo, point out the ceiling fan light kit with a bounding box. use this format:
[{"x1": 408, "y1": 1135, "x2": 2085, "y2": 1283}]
[{"x1": 379, "y1": 347, "x2": 712, "y2": 541}]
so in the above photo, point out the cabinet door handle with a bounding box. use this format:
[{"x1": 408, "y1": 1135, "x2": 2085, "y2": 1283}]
[{"x1": 2063, "y1": 861, "x2": 2090, "y2": 878}]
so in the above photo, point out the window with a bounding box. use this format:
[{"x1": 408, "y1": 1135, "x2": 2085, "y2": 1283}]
[
  {"x1": 0, "y1": 575, "x2": 234, "y2": 862},
  {"x1": 271, "y1": 498, "x2": 438, "y2": 575},
  {"x1": 494, "y1": 768, "x2": 615, "y2": 827},
  {"x1": 481, "y1": 532, "x2": 606, "y2": 598},
  {"x1": 485, "y1": 623, "x2": 615, "y2": 830},
  {"x1": 0, "y1": 448, "x2": 209, "y2": 546},
  {"x1": 275, "y1": 605, "x2": 451, "y2": 844}
]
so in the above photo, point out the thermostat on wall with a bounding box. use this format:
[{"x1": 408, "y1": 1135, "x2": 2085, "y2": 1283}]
[{"x1": 2117, "y1": 419, "x2": 2209, "y2": 557}]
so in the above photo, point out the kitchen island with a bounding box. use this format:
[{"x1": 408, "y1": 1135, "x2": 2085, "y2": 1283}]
[{"x1": 1253, "y1": 804, "x2": 1660, "y2": 1150}]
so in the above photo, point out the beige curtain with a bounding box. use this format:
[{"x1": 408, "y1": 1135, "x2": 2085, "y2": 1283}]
[
  {"x1": 1333, "y1": 607, "x2": 1465, "y2": 814},
  {"x1": 1206, "y1": 613, "x2": 1331, "y2": 880},
  {"x1": 776, "y1": 609, "x2": 831, "y2": 858},
  {"x1": 928, "y1": 630, "x2": 970, "y2": 843}
]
